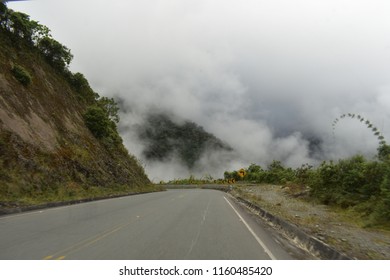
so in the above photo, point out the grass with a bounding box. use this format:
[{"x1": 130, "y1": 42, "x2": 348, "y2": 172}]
[
  {"x1": 0, "y1": 183, "x2": 164, "y2": 208},
  {"x1": 0, "y1": 23, "x2": 160, "y2": 211},
  {"x1": 11, "y1": 64, "x2": 32, "y2": 86}
]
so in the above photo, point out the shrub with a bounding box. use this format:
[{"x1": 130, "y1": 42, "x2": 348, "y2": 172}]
[
  {"x1": 83, "y1": 105, "x2": 112, "y2": 139},
  {"x1": 224, "y1": 155, "x2": 390, "y2": 227},
  {"x1": 83, "y1": 103, "x2": 122, "y2": 149},
  {"x1": 371, "y1": 175, "x2": 390, "y2": 224},
  {"x1": 264, "y1": 160, "x2": 295, "y2": 184},
  {"x1": 68, "y1": 72, "x2": 98, "y2": 104},
  {"x1": 378, "y1": 144, "x2": 390, "y2": 162},
  {"x1": 11, "y1": 64, "x2": 32, "y2": 86},
  {"x1": 246, "y1": 164, "x2": 265, "y2": 182}
]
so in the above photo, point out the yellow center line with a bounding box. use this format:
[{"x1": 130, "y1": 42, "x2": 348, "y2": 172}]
[
  {"x1": 41, "y1": 193, "x2": 179, "y2": 260},
  {"x1": 42, "y1": 208, "x2": 158, "y2": 260},
  {"x1": 42, "y1": 219, "x2": 136, "y2": 260}
]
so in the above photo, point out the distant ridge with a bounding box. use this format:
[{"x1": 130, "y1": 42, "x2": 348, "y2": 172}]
[{"x1": 137, "y1": 113, "x2": 232, "y2": 168}]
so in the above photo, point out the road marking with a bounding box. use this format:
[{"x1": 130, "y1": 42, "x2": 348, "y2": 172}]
[
  {"x1": 42, "y1": 221, "x2": 132, "y2": 259},
  {"x1": 223, "y1": 196, "x2": 277, "y2": 260},
  {"x1": 171, "y1": 194, "x2": 186, "y2": 201},
  {"x1": 186, "y1": 197, "x2": 212, "y2": 257},
  {"x1": 42, "y1": 210, "x2": 154, "y2": 259}
]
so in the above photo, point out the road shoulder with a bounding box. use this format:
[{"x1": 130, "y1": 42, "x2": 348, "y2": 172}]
[{"x1": 230, "y1": 184, "x2": 390, "y2": 259}]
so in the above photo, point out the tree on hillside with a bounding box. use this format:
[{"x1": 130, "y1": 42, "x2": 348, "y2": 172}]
[
  {"x1": 97, "y1": 97, "x2": 120, "y2": 123},
  {"x1": 68, "y1": 72, "x2": 99, "y2": 104},
  {"x1": 83, "y1": 97, "x2": 121, "y2": 146},
  {"x1": 83, "y1": 105, "x2": 113, "y2": 139},
  {"x1": 0, "y1": 3, "x2": 73, "y2": 72},
  {"x1": 37, "y1": 36, "x2": 73, "y2": 71},
  {"x1": 7, "y1": 11, "x2": 37, "y2": 43}
]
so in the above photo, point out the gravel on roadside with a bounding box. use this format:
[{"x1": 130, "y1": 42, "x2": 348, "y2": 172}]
[{"x1": 231, "y1": 184, "x2": 390, "y2": 260}]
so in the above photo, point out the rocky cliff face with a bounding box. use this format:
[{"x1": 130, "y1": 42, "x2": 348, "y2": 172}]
[{"x1": 0, "y1": 28, "x2": 151, "y2": 206}]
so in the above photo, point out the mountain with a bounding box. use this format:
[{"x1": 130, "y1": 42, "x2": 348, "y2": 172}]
[
  {"x1": 137, "y1": 113, "x2": 232, "y2": 168},
  {"x1": 0, "y1": 4, "x2": 152, "y2": 206}
]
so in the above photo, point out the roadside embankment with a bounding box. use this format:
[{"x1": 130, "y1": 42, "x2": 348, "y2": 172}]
[
  {"x1": 230, "y1": 184, "x2": 390, "y2": 260},
  {"x1": 0, "y1": 186, "x2": 164, "y2": 216}
]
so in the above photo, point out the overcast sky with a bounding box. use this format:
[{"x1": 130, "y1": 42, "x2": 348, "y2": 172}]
[{"x1": 9, "y1": 0, "x2": 390, "y2": 180}]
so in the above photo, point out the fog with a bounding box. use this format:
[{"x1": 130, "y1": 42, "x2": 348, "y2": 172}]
[{"x1": 9, "y1": 0, "x2": 390, "y2": 181}]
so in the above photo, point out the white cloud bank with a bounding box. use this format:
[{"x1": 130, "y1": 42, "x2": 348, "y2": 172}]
[{"x1": 10, "y1": 0, "x2": 390, "y2": 181}]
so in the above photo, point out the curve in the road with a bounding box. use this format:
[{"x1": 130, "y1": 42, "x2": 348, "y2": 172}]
[{"x1": 0, "y1": 189, "x2": 298, "y2": 259}]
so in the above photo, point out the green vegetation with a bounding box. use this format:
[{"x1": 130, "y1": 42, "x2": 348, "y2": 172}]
[
  {"x1": 0, "y1": 3, "x2": 72, "y2": 73},
  {"x1": 225, "y1": 161, "x2": 295, "y2": 184},
  {"x1": 226, "y1": 154, "x2": 390, "y2": 227},
  {"x1": 68, "y1": 72, "x2": 99, "y2": 104},
  {"x1": 160, "y1": 174, "x2": 216, "y2": 185},
  {"x1": 37, "y1": 36, "x2": 73, "y2": 72},
  {"x1": 83, "y1": 101, "x2": 119, "y2": 142},
  {"x1": 0, "y1": 3, "x2": 124, "y2": 149},
  {"x1": 0, "y1": 3, "x2": 156, "y2": 207},
  {"x1": 1, "y1": 2, "x2": 387, "y2": 231},
  {"x1": 225, "y1": 115, "x2": 390, "y2": 228},
  {"x1": 11, "y1": 63, "x2": 31, "y2": 86},
  {"x1": 1, "y1": 182, "x2": 162, "y2": 208},
  {"x1": 138, "y1": 113, "x2": 232, "y2": 168},
  {"x1": 83, "y1": 96, "x2": 123, "y2": 148},
  {"x1": 84, "y1": 105, "x2": 114, "y2": 139}
]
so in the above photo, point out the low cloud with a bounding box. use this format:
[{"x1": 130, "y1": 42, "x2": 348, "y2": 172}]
[{"x1": 10, "y1": 0, "x2": 390, "y2": 181}]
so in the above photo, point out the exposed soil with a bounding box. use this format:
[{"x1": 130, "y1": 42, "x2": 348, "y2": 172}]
[
  {"x1": 232, "y1": 184, "x2": 390, "y2": 259},
  {"x1": 0, "y1": 28, "x2": 151, "y2": 203}
]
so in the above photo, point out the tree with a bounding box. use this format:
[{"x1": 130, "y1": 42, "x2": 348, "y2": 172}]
[
  {"x1": 31, "y1": 23, "x2": 50, "y2": 45},
  {"x1": 378, "y1": 144, "x2": 390, "y2": 162},
  {"x1": 8, "y1": 11, "x2": 37, "y2": 43},
  {"x1": 0, "y1": 5, "x2": 41, "y2": 46},
  {"x1": 0, "y1": 2, "x2": 6, "y2": 14},
  {"x1": 0, "y1": 2, "x2": 9, "y2": 29},
  {"x1": 83, "y1": 105, "x2": 113, "y2": 139},
  {"x1": 83, "y1": 97, "x2": 121, "y2": 143},
  {"x1": 0, "y1": 4, "x2": 73, "y2": 72},
  {"x1": 37, "y1": 36, "x2": 73, "y2": 71},
  {"x1": 97, "y1": 97, "x2": 120, "y2": 123},
  {"x1": 68, "y1": 72, "x2": 98, "y2": 104}
]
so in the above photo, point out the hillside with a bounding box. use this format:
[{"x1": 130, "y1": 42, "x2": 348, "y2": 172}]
[
  {"x1": 137, "y1": 113, "x2": 232, "y2": 168},
  {"x1": 0, "y1": 4, "x2": 153, "y2": 207}
]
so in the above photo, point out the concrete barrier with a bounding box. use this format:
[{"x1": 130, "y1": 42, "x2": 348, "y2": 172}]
[{"x1": 232, "y1": 195, "x2": 352, "y2": 260}]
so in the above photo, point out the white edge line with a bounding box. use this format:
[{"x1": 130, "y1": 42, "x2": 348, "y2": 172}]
[{"x1": 224, "y1": 196, "x2": 277, "y2": 260}]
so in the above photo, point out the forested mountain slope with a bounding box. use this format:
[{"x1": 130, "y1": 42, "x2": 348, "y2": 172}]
[{"x1": 137, "y1": 113, "x2": 232, "y2": 168}]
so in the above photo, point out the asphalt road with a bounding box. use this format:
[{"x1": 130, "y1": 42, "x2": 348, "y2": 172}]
[{"x1": 0, "y1": 189, "x2": 299, "y2": 259}]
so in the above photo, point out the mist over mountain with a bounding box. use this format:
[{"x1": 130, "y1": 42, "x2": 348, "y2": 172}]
[
  {"x1": 9, "y1": 0, "x2": 390, "y2": 181},
  {"x1": 137, "y1": 113, "x2": 232, "y2": 169}
]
